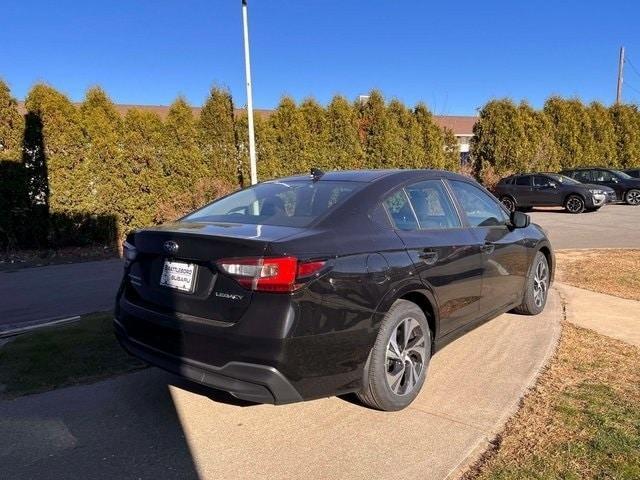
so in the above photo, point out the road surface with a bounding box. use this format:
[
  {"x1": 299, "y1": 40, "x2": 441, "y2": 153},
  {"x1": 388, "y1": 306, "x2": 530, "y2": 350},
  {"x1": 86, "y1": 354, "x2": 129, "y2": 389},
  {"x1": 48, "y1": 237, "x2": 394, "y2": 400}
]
[
  {"x1": 0, "y1": 259, "x2": 122, "y2": 329},
  {"x1": 528, "y1": 203, "x2": 640, "y2": 249}
]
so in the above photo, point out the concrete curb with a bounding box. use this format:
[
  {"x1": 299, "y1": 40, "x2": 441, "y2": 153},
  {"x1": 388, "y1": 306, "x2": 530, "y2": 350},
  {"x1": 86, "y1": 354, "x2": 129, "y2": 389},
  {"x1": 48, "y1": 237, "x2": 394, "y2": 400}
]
[
  {"x1": 446, "y1": 289, "x2": 564, "y2": 479},
  {"x1": 0, "y1": 315, "x2": 81, "y2": 338}
]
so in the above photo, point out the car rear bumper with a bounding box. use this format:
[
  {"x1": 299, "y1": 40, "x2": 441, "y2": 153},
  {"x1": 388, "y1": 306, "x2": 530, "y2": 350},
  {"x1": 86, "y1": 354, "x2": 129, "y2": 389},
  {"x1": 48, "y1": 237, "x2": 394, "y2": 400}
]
[{"x1": 114, "y1": 317, "x2": 302, "y2": 404}]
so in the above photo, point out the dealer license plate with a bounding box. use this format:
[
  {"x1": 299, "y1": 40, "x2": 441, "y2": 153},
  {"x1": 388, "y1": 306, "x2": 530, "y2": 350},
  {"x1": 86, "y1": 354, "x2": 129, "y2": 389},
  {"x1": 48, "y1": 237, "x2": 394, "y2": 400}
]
[{"x1": 160, "y1": 260, "x2": 196, "y2": 292}]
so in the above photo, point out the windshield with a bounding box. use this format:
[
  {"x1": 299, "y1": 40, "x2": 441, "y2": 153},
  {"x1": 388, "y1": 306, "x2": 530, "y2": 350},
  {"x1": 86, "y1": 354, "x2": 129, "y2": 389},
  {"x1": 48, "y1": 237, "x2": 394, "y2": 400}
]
[
  {"x1": 182, "y1": 180, "x2": 363, "y2": 227},
  {"x1": 615, "y1": 170, "x2": 632, "y2": 179},
  {"x1": 546, "y1": 173, "x2": 580, "y2": 185}
]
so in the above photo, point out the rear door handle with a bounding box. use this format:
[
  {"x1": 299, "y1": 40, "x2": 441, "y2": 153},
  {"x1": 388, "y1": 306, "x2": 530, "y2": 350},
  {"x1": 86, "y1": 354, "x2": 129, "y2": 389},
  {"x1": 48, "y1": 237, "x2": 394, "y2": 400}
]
[
  {"x1": 481, "y1": 243, "x2": 495, "y2": 254},
  {"x1": 419, "y1": 250, "x2": 438, "y2": 265}
]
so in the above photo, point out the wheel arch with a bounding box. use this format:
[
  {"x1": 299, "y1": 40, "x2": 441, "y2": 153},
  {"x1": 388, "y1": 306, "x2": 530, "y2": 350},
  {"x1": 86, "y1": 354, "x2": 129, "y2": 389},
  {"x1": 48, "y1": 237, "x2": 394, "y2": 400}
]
[
  {"x1": 536, "y1": 243, "x2": 554, "y2": 284},
  {"x1": 375, "y1": 284, "x2": 439, "y2": 347}
]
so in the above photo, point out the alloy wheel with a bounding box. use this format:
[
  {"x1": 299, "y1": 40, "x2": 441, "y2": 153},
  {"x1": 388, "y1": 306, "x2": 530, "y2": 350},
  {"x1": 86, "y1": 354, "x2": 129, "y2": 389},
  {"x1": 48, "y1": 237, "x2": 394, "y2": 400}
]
[
  {"x1": 385, "y1": 317, "x2": 427, "y2": 396},
  {"x1": 566, "y1": 196, "x2": 583, "y2": 213},
  {"x1": 533, "y1": 259, "x2": 548, "y2": 308},
  {"x1": 626, "y1": 189, "x2": 640, "y2": 205},
  {"x1": 501, "y1": 197, "x2": 515, "y2": 212}
]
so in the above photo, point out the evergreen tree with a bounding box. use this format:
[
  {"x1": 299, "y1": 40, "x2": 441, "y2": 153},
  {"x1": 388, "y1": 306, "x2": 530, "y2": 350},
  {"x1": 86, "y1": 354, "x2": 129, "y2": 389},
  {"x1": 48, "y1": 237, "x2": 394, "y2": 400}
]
[
  {"x1": 442, "y1": 127, "x2": 462, "y2": 171},
  {"x1": 325, "y1": 95, "x2": 363, "y2": 170},
  {"x1": 299, "y1": 97, "x2": 329, "y2": 170},
  {"x1": 122, "y1": 109, "x2": 165, "y2": 230},
  {"x1": 163, "y1": 97, "x2": 207, "y2": 191},
  {"x1": 0, "y1": 79, "x2": 28, "y2": 248},
  {"x1": 518, "y1": 101, "x2": 558, "y2": 172},
  {"x1": 24, "y1": 84, "x2": 87, "y2": 245},
  {"x1": 470, "y1": 99, "x2": 523, "y2": 174},
  {"x1": 262, "y1": 96, "x2": 306, "y2": 178},
  {"x1": 384, "y1": 99, "x2": 422, "y2": 168},
  {"x1": 414, "y1": 103, "x2": 447, "y2": 169},
  {"x1": 587, "y1": 102, "x2": 617, "y2": 167},
  {"x1": 610, "y1": 104, "x2": 640, "y2": 168},
  {"x1": 79, "y1": 87, "x2": 124, "y2": 242},
  {"x1": 198, "y1": 87, "x2": 238, "y2": 187},
  {"x1": 357, "y1": 90, "x2": 391, "y2": 168},
  {"x1": 543, "y1": 97, "x2": 591, "y2": 169},
  {"x1": 0, "y1": 80, "x2": 22, "y2": 160}
]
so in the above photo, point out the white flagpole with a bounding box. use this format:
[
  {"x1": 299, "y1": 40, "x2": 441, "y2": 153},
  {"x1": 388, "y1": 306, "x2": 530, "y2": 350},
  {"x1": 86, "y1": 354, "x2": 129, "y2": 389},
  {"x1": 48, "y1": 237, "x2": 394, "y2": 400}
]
[{"x1": 242, "y1": 0, "x2": 258, "y2": 185}]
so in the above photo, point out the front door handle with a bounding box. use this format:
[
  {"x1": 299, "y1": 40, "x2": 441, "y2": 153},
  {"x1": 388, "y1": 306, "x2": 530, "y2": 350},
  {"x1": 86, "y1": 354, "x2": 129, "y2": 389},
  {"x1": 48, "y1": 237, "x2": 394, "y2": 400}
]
[
  {"x1": 481, "y1": 243, "x2": 495, "y2": 254},
  {"x1": 419, "y1": 250, "x2": 438, "y2": 265}
]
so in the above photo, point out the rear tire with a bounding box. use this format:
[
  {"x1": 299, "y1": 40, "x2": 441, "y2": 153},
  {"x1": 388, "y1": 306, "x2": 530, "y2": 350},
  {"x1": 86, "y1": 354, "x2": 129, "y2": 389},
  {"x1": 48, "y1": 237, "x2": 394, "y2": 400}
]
[
  {"x1": 514, "y1": 251, "x2": 549, "y2": 315},
  {"x1": 625, "y1": 189, "x2": 640, "y2": 205},
  {"x1": 564, "y1": 194, "x2": 585, "y2": 214},
  {"x1": 357, "y1": 300, "x2": 431, "y2": 411}
]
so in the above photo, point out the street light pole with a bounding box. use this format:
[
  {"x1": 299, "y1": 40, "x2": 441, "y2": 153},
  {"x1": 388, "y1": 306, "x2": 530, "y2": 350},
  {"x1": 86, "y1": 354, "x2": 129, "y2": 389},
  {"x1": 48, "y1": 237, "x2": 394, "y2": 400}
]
[{"x1": 242, "y1": 0, "x2": 258, "y2": 185}]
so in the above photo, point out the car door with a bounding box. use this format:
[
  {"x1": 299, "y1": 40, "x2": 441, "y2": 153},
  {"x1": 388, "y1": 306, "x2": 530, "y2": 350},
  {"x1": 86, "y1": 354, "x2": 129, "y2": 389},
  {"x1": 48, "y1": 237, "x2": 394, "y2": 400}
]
[
  {"x1": 513, "y1": 175, "x2": 533, "y2": 205},
  {"x1": 593, "y1": 169, "x2": 625, "y2": 200},
  {"x1": 447, "y1": 179, "x2": 529, "y2": 315},
  {"x1": 383, "y1": 179, "x2": 483, "y2": 335},
  {"x1": 532, "y1": 175, "x2": 562, "y2": 205}
]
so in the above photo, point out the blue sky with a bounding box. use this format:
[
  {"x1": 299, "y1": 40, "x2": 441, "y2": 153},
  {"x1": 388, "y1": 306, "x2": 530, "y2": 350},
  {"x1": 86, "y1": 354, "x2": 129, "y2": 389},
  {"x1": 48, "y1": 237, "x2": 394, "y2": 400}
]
[{"x1": 3, "y1": 1, "x2": 640, "y2": 115}]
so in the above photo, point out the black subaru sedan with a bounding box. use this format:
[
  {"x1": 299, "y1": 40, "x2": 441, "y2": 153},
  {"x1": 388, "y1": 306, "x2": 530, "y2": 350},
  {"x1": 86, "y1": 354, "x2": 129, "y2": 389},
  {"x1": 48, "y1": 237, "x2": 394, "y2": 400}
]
[{"x1": 115, "y1": 169, "x2": 553, "y2": 411}]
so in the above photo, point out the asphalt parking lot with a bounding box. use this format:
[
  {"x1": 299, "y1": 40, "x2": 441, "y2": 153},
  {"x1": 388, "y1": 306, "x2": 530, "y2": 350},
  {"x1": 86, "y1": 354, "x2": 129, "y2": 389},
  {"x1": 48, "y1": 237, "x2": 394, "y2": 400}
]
[{"x1": 528, "y1": 204, "x2": 640, "y2": 249}]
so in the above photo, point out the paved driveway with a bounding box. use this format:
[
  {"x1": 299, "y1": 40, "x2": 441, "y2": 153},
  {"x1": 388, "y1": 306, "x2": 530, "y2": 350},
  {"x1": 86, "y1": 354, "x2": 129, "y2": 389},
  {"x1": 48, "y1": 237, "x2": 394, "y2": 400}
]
[
  {"x1": 0, "y1": 292, "x2": 561, "y2": 480},
  {"x1": 0, "y1": 259, "x2": 123, "y2": 328},
  {"x1": 528, "y1": 204, "x2": 640, "y2": 249}
]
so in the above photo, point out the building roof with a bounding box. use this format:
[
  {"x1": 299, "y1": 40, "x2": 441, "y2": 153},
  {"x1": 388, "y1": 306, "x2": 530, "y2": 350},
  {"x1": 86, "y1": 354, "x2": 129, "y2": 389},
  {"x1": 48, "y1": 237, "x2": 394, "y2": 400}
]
[
  {"x1": 16, "y1": 102, "x2": 477, "y2": 136},
  {"x1": 431, "y1": 115, "x2": 477, "y2": 136}
]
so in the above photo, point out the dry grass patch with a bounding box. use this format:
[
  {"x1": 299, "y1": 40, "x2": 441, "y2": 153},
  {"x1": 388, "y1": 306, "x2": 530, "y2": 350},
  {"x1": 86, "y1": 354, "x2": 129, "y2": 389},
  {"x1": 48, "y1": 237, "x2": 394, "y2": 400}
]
[
  {"x1": 555, "y1": 249, "x2": 640, "y2": 301},
  {"x1": 463, "y1": 323, "x2": 640, "y2": 479}
]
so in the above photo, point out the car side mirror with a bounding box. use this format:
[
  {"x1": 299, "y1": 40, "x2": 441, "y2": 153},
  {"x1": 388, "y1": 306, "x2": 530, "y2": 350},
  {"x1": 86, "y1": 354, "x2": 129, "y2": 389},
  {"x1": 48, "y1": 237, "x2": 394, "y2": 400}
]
[
  {"x1": 549, "y1": 182, "x2": 558, "y2": 188},
  {"x1": 510, "y1": 210, "x2": 530, "y2": 229}
]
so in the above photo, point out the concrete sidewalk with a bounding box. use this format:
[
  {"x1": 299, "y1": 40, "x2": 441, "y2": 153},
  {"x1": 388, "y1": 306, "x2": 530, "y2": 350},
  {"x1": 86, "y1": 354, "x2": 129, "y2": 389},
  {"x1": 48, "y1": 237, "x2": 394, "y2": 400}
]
[
  {"x1": 554, "y1": 282, "x2": 640, "y2": 347},
  {"x1": 0, "y1": 292, "x2": 561, "y2": 480}
]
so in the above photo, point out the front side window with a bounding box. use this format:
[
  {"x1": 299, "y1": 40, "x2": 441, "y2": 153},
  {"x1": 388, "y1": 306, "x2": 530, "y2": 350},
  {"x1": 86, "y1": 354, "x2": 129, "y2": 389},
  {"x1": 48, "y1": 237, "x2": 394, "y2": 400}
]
[
  {"x1": 594, "y1": 170, "x2": 615, "y2": 182},
  {"x1": 183, "y1": 180, "x2": 362, "y2": 227},
  {"x1": 515, "y1": 176, "x2": 531, "y2": 186},
  {"x1": 533, "y1": 175, "x2": 553, "y2": 187},
  {"x1": 449, "y1": 180, "x2": 508, "y2": 227}
]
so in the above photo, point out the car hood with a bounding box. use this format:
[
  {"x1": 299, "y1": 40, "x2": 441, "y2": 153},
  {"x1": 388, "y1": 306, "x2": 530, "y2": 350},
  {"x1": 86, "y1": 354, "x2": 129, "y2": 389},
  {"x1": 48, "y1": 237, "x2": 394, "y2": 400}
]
[{"x1": 582, "y1": 183, "x2": 615, "y2": 192}]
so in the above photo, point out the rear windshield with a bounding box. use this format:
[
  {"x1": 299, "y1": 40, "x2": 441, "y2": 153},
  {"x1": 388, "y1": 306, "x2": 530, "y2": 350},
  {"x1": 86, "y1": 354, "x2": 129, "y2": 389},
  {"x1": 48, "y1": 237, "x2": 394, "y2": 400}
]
[{"x1": 183, "y1": 180, "x2": 363, "y2": 227}]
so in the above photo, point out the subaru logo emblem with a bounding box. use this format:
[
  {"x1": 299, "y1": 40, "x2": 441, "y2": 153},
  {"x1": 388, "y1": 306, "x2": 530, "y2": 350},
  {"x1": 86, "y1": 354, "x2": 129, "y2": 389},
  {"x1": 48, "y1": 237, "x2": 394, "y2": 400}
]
[{"x1": 163, "y1": 241, "x2": 179, "y2": 255}]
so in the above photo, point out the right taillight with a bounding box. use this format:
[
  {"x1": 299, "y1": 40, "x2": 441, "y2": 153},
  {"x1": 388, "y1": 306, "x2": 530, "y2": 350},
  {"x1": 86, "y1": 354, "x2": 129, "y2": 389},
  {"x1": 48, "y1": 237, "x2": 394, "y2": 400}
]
[{"x1": 216, "y1": 256, "x2": 326, "y2": 293}]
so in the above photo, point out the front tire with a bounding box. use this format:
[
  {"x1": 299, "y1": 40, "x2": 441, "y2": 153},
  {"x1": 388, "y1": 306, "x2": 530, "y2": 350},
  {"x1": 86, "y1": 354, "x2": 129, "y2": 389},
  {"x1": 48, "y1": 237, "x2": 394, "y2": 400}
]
[
  {"x1": 564, "y1": 194, "x2": 585, "y2": 214},
  {"x1": 625, "y1": 189, "x2": 640, "y2": 205},
  {"x1": 500, "y1": 196, "x2": 516, "y2": 212},
  {"x1": 358, "y1": 300, "x2": 431, "y2": 411},
  {"x1": 514, "y1": 251, "x2": 549, "y2": 315}
]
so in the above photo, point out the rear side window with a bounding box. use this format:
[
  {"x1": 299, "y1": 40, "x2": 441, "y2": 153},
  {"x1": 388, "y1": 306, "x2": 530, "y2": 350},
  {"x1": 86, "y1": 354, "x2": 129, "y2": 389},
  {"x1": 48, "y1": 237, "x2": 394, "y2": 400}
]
[
  {"x1": 572, "y1": 170, "x2": 592, "y2": 182},
  {"x1": 515, "y1": 176, "x2": 531, "y2": 186},
  {"x1": 449, "y1": 180, "x2": 509, "y2": 227},
  {"x1": 383, "y1": 190, "x2": 419, "y2": 231},
  {"x1": 183, "y1": 180, "x2": 363, "y2": 227},
  {"x1": 405, "y1": 180, "x2": 461, "y2": 229}
]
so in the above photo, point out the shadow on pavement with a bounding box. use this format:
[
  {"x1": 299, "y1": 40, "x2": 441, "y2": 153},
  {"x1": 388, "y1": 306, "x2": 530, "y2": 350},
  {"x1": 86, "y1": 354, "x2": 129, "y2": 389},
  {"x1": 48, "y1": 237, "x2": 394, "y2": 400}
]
[{"x1": 0, "y1": 369, "x2": 201, "y2": 480}]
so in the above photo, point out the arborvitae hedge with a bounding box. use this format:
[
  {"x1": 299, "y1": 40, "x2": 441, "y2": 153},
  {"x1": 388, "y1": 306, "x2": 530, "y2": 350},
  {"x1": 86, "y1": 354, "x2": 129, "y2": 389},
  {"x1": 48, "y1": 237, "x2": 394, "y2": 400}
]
[{"x1": 4, "y1": 79, "x2": 640, "y2": 251}]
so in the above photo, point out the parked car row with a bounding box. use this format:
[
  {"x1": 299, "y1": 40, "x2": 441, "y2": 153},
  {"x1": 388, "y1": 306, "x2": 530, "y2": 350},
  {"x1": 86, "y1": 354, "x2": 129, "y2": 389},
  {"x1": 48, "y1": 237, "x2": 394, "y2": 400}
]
[{"x1": 494, "y1": 167, "x2": 640, "y2": 213}]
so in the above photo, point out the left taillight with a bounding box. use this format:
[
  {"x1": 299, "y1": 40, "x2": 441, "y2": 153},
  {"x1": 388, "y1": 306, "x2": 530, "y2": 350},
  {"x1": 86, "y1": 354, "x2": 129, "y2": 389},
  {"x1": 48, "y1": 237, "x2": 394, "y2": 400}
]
[
  {"x1": 123, "y1": 241, "x2": 137, "y2": 267},
  {"x1": 216, "y1": 256, "x2": 326, "y2": 293}
]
